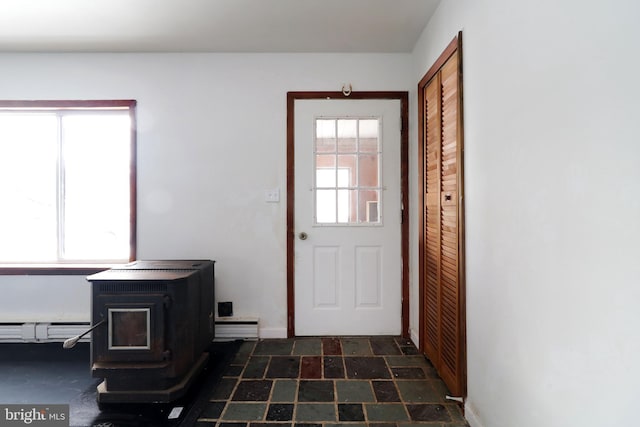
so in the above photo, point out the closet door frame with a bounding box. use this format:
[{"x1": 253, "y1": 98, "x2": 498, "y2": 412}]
[{"x1": 418, "y1": 32, "x2": 467, "y2": 397}]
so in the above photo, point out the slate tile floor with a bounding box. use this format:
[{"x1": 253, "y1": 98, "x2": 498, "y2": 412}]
[{"x1": 196, "y1": 337, "x2": 468, "y2": 426}]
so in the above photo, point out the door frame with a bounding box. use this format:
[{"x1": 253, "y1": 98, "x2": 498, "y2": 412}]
[{"x1": 286, "y1": 91, "x2": 409, "y2": 338}]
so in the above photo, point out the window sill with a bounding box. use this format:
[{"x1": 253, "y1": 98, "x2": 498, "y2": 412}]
[{"x1": 0, "y1": 264, "x2": 123, "y2": 276}]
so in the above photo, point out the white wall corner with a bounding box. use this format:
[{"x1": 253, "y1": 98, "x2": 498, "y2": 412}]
[
  {"x1": 258, "y1": 327, "x2": 287, "y2": 339},
  {"x1": 464, "y1": 400, "x2": 484, "y2": 427},
  {"x1": 409, "y1": 327, "x2": 420, "y2": 348}
]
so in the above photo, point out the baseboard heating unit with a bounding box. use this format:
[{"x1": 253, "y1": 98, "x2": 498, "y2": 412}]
[
  {"x1": 0, "y1": 322, "x2": 91, "y2": 343},
  {"x1": 215, "y1": 317, "x2": 259, "y2": 341}
]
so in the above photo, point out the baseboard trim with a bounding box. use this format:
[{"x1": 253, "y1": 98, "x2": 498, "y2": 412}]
[{"x1": 465, "y1": 400, "x2": 484, "y2": 427}]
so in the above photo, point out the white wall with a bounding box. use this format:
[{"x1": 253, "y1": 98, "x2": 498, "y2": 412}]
[
  {"x1": 411, "y1": 0, "x2": 640, "y2": 426},
  {"x1": 0, "y1": 53, "x2": 413, "y2": 337}
]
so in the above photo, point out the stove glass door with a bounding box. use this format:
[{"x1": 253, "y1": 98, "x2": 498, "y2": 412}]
[{"x1": 109, "y1": 308, "x2": 151, "y2": 350}]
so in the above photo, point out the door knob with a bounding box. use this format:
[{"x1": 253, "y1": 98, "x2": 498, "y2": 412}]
[{"x1": 299, "y1": 232, "x2": 308, "y2": 240}]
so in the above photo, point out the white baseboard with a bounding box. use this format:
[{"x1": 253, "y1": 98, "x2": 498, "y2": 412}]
[
  {"x1": 259, "y1": 327, "x2": 287, "y2": 339},
  {"x1": 465, "y1": 400, "x2": 484, "y2": 427}
]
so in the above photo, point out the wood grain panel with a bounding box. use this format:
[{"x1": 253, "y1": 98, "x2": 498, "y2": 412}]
[
  {"x1": 424, "y1": 74, "x2": 442, "y2": 363},
  {"x1": 419, "y1": 35, "x2": 466, "y2": 398},
  {"x1": 438, "y1": 49, "x2": 460, "y2": 390}
]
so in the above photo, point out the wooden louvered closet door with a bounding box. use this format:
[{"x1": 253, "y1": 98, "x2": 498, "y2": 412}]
[{"x1": 419, "y1": 35, "x2": 465, "y2": 398}]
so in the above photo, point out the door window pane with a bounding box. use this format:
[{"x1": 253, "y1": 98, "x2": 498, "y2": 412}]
[
  {"x1": 359, "y1": 119, "x2": 379, "y2": 153},
  {"x1": 315, "y1": 119, "x2": 336, "y2": 153},
  {"x1": 315, "y1": 155, "x2": 336, "y2": 187},
  {"x1": 314, "y1": 117, "x2": 382, "y2": 225},
  {"x1": 337, "y1": 119, "x2": 357, "y2": 152},
  {"x1": 359, "y1": 190, "x2": 380, "y2": 224},
  {"x1": 316, "y1": 189, "x2": 337, "y2": 223},
  {"x1": 358, "y1": 154, "x2": 379, "y2": 187}
]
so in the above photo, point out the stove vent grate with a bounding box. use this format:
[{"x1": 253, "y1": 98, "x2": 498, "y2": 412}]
[{"x1": 99, "y1": 282, "x2": 168, "y2": 293}]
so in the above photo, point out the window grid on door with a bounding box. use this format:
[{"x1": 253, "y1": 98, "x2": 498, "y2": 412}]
[{"x1": 313, "y1": 117, "x2": 382, "y2": 225}]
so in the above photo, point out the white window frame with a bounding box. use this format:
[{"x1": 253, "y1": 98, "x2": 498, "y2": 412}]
[{"x1": 0, "y1": 100, "x2": 137, "y2": 274}]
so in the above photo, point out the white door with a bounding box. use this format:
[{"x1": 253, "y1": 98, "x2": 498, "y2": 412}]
[{"x1": 294, "y1": 99, "x2": 401, "y2": 335}]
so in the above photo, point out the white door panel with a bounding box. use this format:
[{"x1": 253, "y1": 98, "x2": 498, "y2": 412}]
[{"x1": 294, "y1": 99, "x2": 401, "y2": 336}]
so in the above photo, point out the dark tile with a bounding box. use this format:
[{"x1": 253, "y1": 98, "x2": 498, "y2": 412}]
[
  {"x1": 223, "y1": 403, "x2": 267, "y2": 421},
  {"x1": 385, "y1": 355, "x2": 429, "y2": 367},
  {"x1": 237, "y1": 341, "x2": 257, "y2": 355},
  {"x1": 267, "y1": 356, "x2": 301, "y2": 378},
  {"x1": 370, "y1": 338, "x2": 401, "y2": 355},
  {"x1": 232, "y1": 352, "x2": 251, "y2": 364},
  {"x1": 406, "y1": 404, "x2": 451, "y2": 422},
  {"x1": 400, "y1": 346, "x2": 420, "y2": 355},
  {"x1": 345, "y1": 357, "x2": 391, "y2": 379},
  {"x1": 336, "y1": 380, "x2": 375, "y2": 402},
  {"x1": 251, "y1": 424, "x2": 291, "y2": 427},
  {"x1": 298, "y1": 380, "x2": 335, "y2": 402},
  {"x1": 372, "y1": 381, "x2": 400, "y2": 402},
  {"x1": 300, "y1": 356, "x2": 322, "y2": 379},
  {"x1": 194, "y1": 422, "x2": 215, "y2": 427},
  {"x1": 254, "y1": 339, "x2": 294, "y2": 355},
  {"x1": 218, "y1": 423, "x2": 248, "y2": 427},
  {"x1": 225, "y1": 364, "x2": 245, "y2": 377},
  {"x1": 322, "y1": 338, "x2": 342, "y2": 355},
  {"x1": 341, "y1": 338, "x2": 372, "y2": 355},
  {"x1": 266, "y1": 404, "x2": 295, "y2": 421},
  {"x1": 295, "y1": 403, "x2": 336, "y2": 422},
  {"x1": 232, "y1": 380, "x2": 273, "y2": 401},
  {"x1": 397, "y1": 380, "x2": 442, "y2": 403},
  {"x1": 243, "y1": 356, "x2": 270, "y2": 378},
  {"x1": 293, "y1": 338, "x2": 322, "y2": 355},
  {"x1": 323, "y1": 356, "x2": 345, "y2": 378},
  {"x1": 423, "y1": 363, "x2": 440, "y2": 378},
  {"x1": 365, "y1": 403, "x2": 409, "y2": 422},
  {"x1": 272, "y1": 379, "x2": 298, "y2": 401},
  {"x1": 200, "y1": 401, "x2": 226, "y2": 419},
  {"x1": 394, "y1": 337, "x2": 413, "y2": 346},
  {"x1": 211, "y1": 377, "x2": 238, "y2": 400},
  {"x1": 391, "y1": 367, "x2": 426, "y2": 379},
  {"x1": 294, "y1": 424, "x2": 322, "y2": 427},
  {"x1": 338, "y1": 404, "x2": 365, "y2": 421},
  {"x1": 446, "y1": 402, "x2": 467, "y2": 423}
]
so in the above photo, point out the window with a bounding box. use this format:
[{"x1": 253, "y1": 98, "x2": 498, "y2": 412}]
[
  {"x1": 0, "y1": 100, "x2": 136, "y2": 272},
  {"x1": 314, "y1": 117, "x2": 382, "y2": 225}
]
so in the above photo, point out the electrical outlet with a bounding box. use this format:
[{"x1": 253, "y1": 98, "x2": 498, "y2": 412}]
[{"x1": 265, "y1": 188, "x2": 280, "y2": 203}]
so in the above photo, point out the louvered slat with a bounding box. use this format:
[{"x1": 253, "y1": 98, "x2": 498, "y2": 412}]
[
  {"x1": 424, "y1": 72, "x2": 442, "y2": 363},
  {"x1": 438, "y1": 50, "x2": 460, "y2": 391}
]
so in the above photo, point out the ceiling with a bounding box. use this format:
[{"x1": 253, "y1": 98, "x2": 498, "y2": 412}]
[{"x1": 0, "y1": 0, "x2": 440, "y2": 53}]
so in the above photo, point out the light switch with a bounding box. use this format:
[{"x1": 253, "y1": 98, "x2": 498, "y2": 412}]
[{"x1": 265, "y1": 188, "x2": 280, "y2": 203}]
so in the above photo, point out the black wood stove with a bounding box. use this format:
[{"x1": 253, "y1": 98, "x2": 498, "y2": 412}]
[{"x1": 86, "y1": 260, "x2": 215, "y2": 404}]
